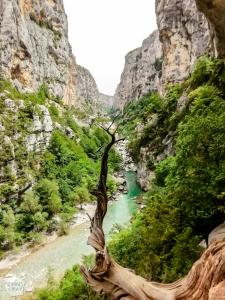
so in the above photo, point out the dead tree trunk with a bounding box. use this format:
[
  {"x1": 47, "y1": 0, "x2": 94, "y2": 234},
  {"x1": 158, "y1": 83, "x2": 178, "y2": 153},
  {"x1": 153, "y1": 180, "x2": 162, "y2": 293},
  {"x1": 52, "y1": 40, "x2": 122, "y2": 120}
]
[{"x1": 81, "y1": 128, "x2": 225, "y2": 300}]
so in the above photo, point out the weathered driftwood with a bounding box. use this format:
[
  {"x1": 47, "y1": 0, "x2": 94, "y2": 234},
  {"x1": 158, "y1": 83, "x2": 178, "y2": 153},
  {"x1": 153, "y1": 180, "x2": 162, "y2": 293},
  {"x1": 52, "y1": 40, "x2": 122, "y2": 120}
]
[{"x1": 81, "y1": 129, "x2": 225, "y2": 300}]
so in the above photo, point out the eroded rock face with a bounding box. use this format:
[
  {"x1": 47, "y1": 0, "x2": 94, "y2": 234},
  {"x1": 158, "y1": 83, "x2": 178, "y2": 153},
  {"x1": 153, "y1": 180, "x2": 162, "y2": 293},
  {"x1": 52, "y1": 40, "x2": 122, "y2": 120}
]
[
  {"x1": 25, "y1": 104, "x2": 53, "y2": 152},
  {"x1": 64, "y1": 59, "x2": 113, "y2": 111},
  {"x1": 0, "y1": 92, "x2": 55, "y2": 201},
  {"x1": 98, "y1": 93, "x2": 114, "y2": 110},
  {"x1": 71, "y1": 64, "x2": 105, "y2": 112},
  {"x1": 196, "y1": 0, "x2": 225, "y2": 58},
  {"x1": 115, "y1": 0, "x2": 214, "y2": 108},
  {"x1": 114, "y1": 31, "x2": 162, "y2": 109},
  {"x1": 0, "y1": 0, "x2": 70, "y2": 98},
  {"x1": 156, "y1": 0, "x2": 214, "y2": 88},
  {"x1": 0, "y1": 0, "x2": 112, "y2": 110}
]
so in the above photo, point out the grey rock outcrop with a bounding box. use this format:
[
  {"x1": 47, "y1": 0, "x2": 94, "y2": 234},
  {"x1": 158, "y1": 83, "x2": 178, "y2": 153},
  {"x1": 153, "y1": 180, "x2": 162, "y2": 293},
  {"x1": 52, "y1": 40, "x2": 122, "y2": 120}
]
[
  {"x1": 0, "y1": 0, "x2": 112, "y2": 110},
  {"x1": 25, "y1": 105, "x2": 53, "y2": 152},
  {"x1": 0, "y1": 0, "x2": 70, "y2": 99},
  {"x1": 75, "y1": 65, "x2": 100, "y2": 104},
  {"x1": 156, "y1": 0, "x2": 214, "y2": 88},
  {"x1": 0, "y1": 91, "x2": 55, "y2": 201},
  {"x1": 64, "y1": 60, "x2": 114, "y2": 111},
  {"x1": 114, "y1": 0, "x2": 214, "y2": 108},
  {"x1": 114, "y1": 31, "x2": 162, "y2": 109},
  {"x1": 64, "y1": 60, "x2": 99, "y2": 108},
  {"x1": 98, "y1": 93, "x2": 114, "y2": 110}
]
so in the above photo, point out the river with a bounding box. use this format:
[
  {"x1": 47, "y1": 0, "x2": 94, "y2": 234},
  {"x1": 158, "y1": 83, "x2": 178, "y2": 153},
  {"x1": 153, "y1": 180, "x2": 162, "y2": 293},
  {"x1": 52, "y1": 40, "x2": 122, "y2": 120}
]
[{"x1": 0, "y1": 171, "x2": 141, "y2": 299}]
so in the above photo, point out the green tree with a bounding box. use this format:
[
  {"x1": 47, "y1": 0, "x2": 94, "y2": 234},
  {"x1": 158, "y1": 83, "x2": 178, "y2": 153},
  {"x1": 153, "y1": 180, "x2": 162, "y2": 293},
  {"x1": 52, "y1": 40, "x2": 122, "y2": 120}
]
[
  {"x1": 20, "y1": 190, "x2": 41, "y2": 213},
  {"x1": 36, "y1": 179, "x2": 62, "y2": 215},
  {"x1": 71, "y1": 186, "x2": 91, "y2": 209}
]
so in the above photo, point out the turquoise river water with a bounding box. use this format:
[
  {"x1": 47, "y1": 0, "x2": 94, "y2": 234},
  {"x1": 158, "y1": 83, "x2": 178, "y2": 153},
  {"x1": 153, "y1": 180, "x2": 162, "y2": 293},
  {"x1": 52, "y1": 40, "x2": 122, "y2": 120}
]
[{"x1": 0, "y1": 171, "x2": 141, "y2": 299}]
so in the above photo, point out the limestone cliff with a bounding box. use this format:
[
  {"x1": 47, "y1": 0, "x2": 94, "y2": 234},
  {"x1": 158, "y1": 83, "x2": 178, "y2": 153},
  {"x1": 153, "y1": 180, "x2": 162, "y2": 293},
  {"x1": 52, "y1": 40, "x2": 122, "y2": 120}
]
[
  {"x1": 0, "y1": 0, "x2": 70, "y2": 99},
  {"x1": 63, "y1": 55, "x2": 113, "y2": 112},
  {"x1": 0, "y1": 0, "x2": 113, "y2": 202},
  {"x1": 114, "y1": 31, "x2": 162, "y2": 109},
  {"x1": 98, "y1": 93, "x2": 114, "y2": 111},
  {"x1": 196, "y1": 0, "x2": 225, "y2": 58},
  {"x1": 63, "y1": 59, "x2": 100, "y2": 108},
  {"x1": 115, "y1": 0, "x2": 221, "y2": 190},
  {"x1": 0, "y1": 0, "x2": 111, "y2": 109},
  {"x1": 65, "y1": 64, "x2": 113, "y2": 112},
  {"x1": 0, "y1": 89, "x2": 54, "y2": 201},
  {"x1": 156, "y1": 0, "x2": 214, "y2": 88},
  {"x1": 115, "y1": 0, "x2": 214, "y2": 108}
]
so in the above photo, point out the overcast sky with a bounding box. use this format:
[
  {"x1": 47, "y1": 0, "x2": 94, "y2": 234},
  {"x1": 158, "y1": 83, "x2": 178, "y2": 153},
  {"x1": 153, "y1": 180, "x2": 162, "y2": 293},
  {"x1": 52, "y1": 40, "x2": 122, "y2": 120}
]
[{"x1": 63, "y1": 0, "x2": 157, "y2": 95}]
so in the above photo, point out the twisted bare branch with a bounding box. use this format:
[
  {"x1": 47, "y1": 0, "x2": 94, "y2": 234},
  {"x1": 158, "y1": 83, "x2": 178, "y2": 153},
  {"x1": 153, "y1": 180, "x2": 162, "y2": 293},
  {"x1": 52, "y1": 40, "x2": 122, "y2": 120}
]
[{"x1": 81, "y1": 126, "x2": 225, "y2": 300}]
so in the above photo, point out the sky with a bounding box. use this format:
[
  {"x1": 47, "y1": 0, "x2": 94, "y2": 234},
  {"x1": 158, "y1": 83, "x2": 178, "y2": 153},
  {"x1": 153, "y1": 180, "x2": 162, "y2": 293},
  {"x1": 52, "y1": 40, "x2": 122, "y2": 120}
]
[{"x1": 63, "y1": 0, "x2": 157, "y2": 96}]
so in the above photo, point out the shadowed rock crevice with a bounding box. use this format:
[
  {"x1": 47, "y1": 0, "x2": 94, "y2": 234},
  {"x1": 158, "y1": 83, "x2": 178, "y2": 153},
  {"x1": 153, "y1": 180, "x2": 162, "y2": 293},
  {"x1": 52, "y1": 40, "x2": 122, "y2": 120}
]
[{"x1": 196, "y1": 0, "x2": 225, "y2": 58}]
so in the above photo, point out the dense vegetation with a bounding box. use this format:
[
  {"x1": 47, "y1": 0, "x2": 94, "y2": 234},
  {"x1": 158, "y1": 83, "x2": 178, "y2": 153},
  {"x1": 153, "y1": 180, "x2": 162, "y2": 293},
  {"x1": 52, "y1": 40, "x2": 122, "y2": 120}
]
[
  {"x1": 28, "y1": 264, "x2": 109, "y2": 300},
  {"x1": 33, "y1": 57, "x2": 225, "y2": 299},
  {"x1": 3, "y1": 57, "x2": 225, "y2": 299},
  {"x1": 0, "y1": 80, "x2": 121, "y2": 254},
  {"x1": 119, "y1": 84, "x2": 183, "y2": 163},
  {"x1": 109, "y1": 57, "x2": 225, "y2": 282}
]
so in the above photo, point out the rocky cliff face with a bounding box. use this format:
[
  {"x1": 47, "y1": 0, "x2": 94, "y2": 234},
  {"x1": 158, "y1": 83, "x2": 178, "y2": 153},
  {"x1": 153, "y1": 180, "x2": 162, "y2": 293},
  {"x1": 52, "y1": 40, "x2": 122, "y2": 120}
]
[
  {"x1": 0, "y1": 0, "x2": 111, "y2": 109},
  {"x1": 0, "y1": 89, "x2": 54, "y2": 201},
  {"x1": 63, "y1": 55, "x2": 113, "y2": 111},
  {"x1": 69, "y1": 64, "x2": 113, "y2": 112},
  {"x1": 156, "y1": 0, "x2": 214, "y2": 88},
  {"x1": 98, "y1": 93, "x2": 114, "y2": 111},
  {"x1": 64, "y1": 60, "x2": 99, "y2": 108},
  {"x1": 196, "y1": 0, "x2": 225, "y2": 58},
  {"x1": 114, "y1": 31, "x2": 162, "y2": 109},
  {"x1": 0, "y1": 0, "x2": 113, "y2": 202},
  {"x1": 115, "y1": 0, "x2": 214, "y2": 108},
  {"x1": 115, "y1": 0, "x2": 220, "y2": 190},
  {"x1": 0, "y1": 0, "x2": 70, "y2": 99}
]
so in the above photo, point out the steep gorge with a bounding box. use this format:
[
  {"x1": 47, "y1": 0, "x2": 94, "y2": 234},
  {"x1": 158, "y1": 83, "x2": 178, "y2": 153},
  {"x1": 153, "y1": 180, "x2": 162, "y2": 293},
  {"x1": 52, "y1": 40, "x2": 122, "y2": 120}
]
[
  {"x1": 114, "y1": 0, "x2": 225, "y2": 190},
  {"x1": 115, "y1": 0, "x2": 214, "y2": 109},
  {"x1": 0, "y1": 0, "x2": 117, "y2": 262},
  {"x1": 1, "y1": 0, "x2": 225, "y2": 299},
  {"x1": 77, "y1": 1, "x2": 225, "y2": 298},
  {"x1": 0, "y1": 0, "x2": 114, "y2": 205}
]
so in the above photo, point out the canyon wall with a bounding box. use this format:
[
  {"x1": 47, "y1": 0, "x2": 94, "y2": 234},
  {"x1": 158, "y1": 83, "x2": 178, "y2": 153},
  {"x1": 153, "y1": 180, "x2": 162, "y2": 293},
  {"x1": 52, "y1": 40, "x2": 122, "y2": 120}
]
[
  {"x1": 114, "y1": 31, "x2": 162, "y2": 109},
  {"x1": 0, "y1": 0, "x2": 71, "y2": 98},
  {"x1": 115, "y1": 0, "x2": 214, "y2": 108},
  {"x1": 0, "y1": 0, "x2": 110, "y2": 109},
  {"x1": 0, "y1": 0, "x2": 113, "y2": 202},
  {"x1": 114, "y1": 0, "x2": 222, "y2": 190},
  {"x1": 156, "y1": 0, "x2": 214, "y2": 88},
  {"x1": 64, "y1": 64, "x2": 113, "y2": 111}
]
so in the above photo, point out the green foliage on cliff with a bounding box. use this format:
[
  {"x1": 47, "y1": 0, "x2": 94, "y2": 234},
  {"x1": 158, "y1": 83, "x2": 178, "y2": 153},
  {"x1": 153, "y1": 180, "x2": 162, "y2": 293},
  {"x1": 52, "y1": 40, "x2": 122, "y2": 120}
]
[
  {"x1": 119, "y1": 84, "x2": 183, "y2": 162},
  {"x1": 0, "y1": 79, "x2": 50, "y2": 104},
  {"x1": 0, "y1": 81, "x2": 121, "y2": 254},
  {"x1": 110, "y1": 57, "x2": 225, "y2": 282}
]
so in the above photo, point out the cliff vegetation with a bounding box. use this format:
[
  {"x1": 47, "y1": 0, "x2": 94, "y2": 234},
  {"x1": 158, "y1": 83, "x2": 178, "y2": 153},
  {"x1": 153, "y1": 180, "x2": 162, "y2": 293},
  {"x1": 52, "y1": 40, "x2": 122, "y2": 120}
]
[
  {"x1": 0, "y1": 80, "x2": 120, "y2": 255},
  {"x1": 110, "y1": 57, "x2": 225, "y2": 282}
]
